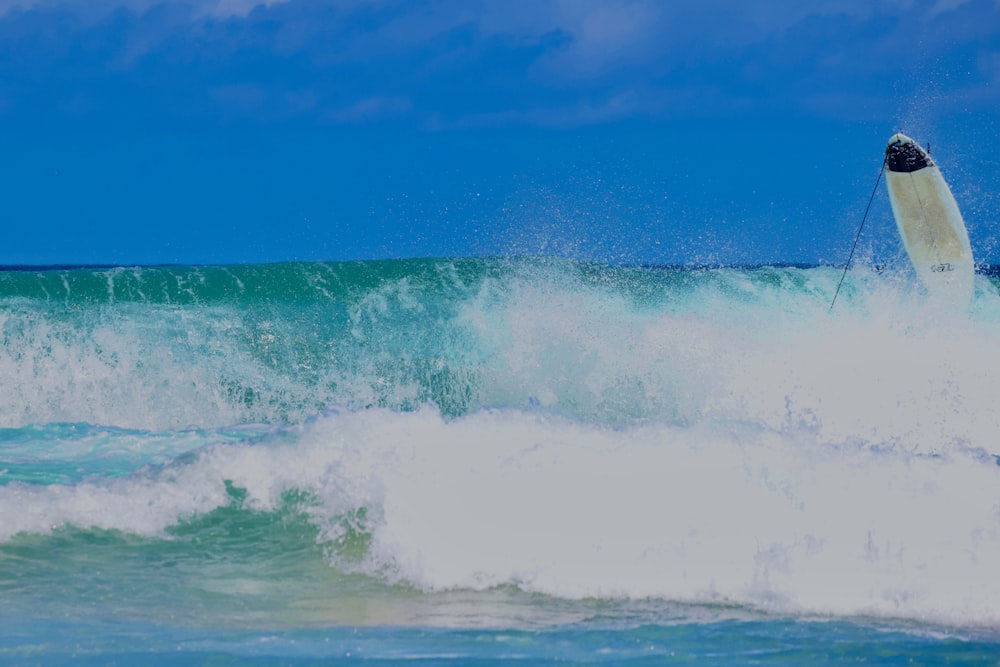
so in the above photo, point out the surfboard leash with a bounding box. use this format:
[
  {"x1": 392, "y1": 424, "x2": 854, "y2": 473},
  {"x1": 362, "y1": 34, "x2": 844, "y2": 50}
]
[{"x1": 829, "y1": 154, "x2": 888, "y2": 312}]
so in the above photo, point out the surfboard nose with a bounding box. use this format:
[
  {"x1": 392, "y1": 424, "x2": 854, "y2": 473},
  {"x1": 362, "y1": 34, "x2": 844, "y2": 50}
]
[{"x1": 886, "y1": 133, "x2": 933, "y2": 172}]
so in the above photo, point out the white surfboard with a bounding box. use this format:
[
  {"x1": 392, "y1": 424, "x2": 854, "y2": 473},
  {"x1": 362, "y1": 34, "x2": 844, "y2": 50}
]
[{"x1": 885, "y1": 133, "x2": 974, "y2": 306}]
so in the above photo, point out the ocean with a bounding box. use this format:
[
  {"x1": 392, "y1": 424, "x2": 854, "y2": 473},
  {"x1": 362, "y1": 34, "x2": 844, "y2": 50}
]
[{"x1": 1, "y1": 257, "x2": 998, "y2": 665}]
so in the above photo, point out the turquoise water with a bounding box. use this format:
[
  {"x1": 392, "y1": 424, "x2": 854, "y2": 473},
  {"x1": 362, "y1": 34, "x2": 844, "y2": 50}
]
[{"x1": 1, "y1": 258, "x2": 999, "y2": 664}]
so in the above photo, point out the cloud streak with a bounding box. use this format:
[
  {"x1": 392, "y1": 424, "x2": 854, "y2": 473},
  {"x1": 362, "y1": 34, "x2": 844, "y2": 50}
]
[
  {"x1": 0, "y1": 0, "x2": 292, "y2": 19},
  {"x1": 0, "y1": 0, "x2": 995, "y2": 126}
]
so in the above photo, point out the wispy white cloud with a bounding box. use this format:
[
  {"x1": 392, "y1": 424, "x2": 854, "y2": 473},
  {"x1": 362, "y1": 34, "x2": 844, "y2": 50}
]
[
  {"x1": 202, "y1": 0, "x2": 288, "y2": 16},
  {"x1": 0, "y1": 0, "x2": 292, "y2": 19},
  {"x1": 326, "y1": 95, "x2": 412, "y2": 123},
  {"x1": 0, "y1": 0, "x2": 995, "y2": 126}
]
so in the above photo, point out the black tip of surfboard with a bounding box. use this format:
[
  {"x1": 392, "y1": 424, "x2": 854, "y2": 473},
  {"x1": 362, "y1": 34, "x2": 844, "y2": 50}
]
[{"x1": 885, "y1": 133, "x2": 933, "y2": 173}]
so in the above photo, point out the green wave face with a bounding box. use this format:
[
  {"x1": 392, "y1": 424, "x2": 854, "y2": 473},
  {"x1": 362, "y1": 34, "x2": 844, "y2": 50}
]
[
  {"x1": 0, "y1": 259, "x2": 498, "y2": 428},
  {"x1": 1, "y1": 258, "x2": 997, "y2": 430}
]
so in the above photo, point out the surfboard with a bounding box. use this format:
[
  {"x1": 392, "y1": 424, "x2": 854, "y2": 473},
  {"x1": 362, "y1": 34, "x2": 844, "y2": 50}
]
[{"x1": 884, "y1": 133, "x2": 974, "y2": 306}]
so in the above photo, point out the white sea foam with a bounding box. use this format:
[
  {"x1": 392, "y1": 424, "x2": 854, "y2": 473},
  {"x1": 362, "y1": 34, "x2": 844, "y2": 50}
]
[
  {"x1": 2, "y1": 406, "x2": 998, "y2": 628},
  {"x1": 0, "y1": 304, "x2": 265, "y2": 429},
  {"x1": 321, "y1": 409, "x2": 1000, "y2": 629}
]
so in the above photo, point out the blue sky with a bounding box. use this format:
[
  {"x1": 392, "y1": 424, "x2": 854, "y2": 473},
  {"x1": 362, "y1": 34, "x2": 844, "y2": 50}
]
[{"x1": 0, "y1": 0, "x2": 997, "y2": 266}]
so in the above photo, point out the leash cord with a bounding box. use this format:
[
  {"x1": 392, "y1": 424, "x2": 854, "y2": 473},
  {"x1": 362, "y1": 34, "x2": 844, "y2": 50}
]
[{"x1": 830, "y1": 154, "x2": 888, "y2": 311}]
